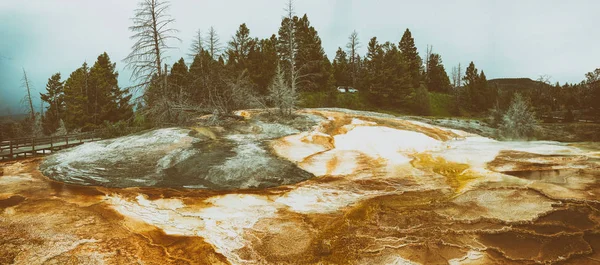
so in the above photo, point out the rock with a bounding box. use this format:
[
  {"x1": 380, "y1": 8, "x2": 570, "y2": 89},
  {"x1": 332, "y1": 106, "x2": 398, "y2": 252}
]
[
  {"x1": 190, "y1": 127, "x2": 217, "y2": 140},
  {"x1": 300, "y1": 132, "x2": 335, "y2": 149}
]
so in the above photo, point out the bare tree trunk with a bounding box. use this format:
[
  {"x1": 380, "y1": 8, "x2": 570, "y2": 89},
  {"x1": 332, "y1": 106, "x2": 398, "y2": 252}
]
[
  {"x1": 151, "y1": 1, "x2": 163, "y2": 78},
  {"x1": 164, "y1": 63, "x2": 168, "y2": 93},
  {"x1": 124, "y1": 0, "x2": 179, "y2": 90},
  {"x1": 285, "y1": 0, "x2": 298, "y2": 94},
  {"x1": 205, "y1": 26, "x2": 221, "y2": 60},
  {"x1": 425, "y1": 45, "x2": 433, "y2": 76},
  {"x1": 451, "y1": 66, "x2": 458, "y2": 88},
  {"x1": 457, "y1": 63, "x2": 462, "y2": 87},
  {"x1": 188, "y1": 29, "x2": 203, "y2": 60},
  {"x1": 22, "y1": 68, "x2": 35, "y2": 121},
  {"x1": 346, "y1": 30, "x2": 360, "y2": 87}
]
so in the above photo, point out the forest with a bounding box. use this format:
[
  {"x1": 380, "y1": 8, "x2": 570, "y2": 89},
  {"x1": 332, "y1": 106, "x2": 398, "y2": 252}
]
[{"x1": 1, "y1": 0, "x2": 599, "y2": 141}]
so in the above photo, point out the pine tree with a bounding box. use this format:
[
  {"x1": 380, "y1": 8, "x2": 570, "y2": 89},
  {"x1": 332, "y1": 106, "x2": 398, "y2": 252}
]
[
  {"x1": 332, "y1": 47, "x2": 350, "y2": 87},
  {"x1": 295, "y1": 14, "x2": 328, "y2": 91},
  {"x1": 247, "y1": 35, "x2": 278, "y2": 95},
  {"x1": 398, "y1": 29, "x2": 422, "y2": 89},
  {"x1": 227, "y1": 23, "x2": 254, "y2": 72},
  {"x1": 476, "y1": 70, "x2": 489, "y2": 111},
  {"x1": 463, "y1": 62, "x2": 478, "y2": 87},
  {"x1": 461, "y1": 61, "x2": 492, "y2": 112},
  {"x1": 89, "y1": 53, "x2": 113, "y2": 125},
  {"x1": 381, "y1": 42, "x2": 405, "y2": 107},
  {"x1": 188, "y1": 50, "x2": 214, "y2": 104},
  {"x1": 584, "y1": 68, "x2": 600, "y2": 117},
  {"x1": 425, "y1": 53, "x2": 451, "y2": 93},
  {"x1": 362, "y1": 37, "x2": 385, "y2": 103},
  {"x1": 462, "y1": 61, "x2": 478, "y2": 111},
  {"x1": 40, "y1": 73, "x2": 65, "y2": 134},
  {"x1": 89, "y1": 52, "x2": 132, "y2": 125},
  {"x1": 168, "y1": 58, "x2": 189, "y2": 103},
  {"x1": 64, "y1": 63, "x2": 90, "y2": 129}
]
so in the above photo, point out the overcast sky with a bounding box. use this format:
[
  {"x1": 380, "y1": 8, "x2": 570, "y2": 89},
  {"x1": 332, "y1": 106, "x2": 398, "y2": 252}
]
[{"x1": 1, "y1": 0, "x2": 599, "y2": 115}]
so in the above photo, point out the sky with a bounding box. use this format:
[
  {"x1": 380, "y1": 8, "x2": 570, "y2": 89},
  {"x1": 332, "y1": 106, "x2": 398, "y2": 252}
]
[{"x1": 1, "y1": 0, "x2": 599, "y2": 115}]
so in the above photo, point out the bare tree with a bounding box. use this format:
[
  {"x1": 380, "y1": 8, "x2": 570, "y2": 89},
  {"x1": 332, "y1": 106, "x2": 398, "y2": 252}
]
[
  {"x1": 203, "y1": 69, "x2": 265, "y2": 117},
  {"x1": 227, "y1": 70, "x2": 267, "y2": 111},
  {"x1": 537, "y1": 74, "x2": 552, "y2": 85},
  {"x1": 451, "y1": 63, "x2": 462, "y2": 88},
  {"x1": 269, "y1": 63, "x2": 296, "y2": 116},
  {"x1": 346, "y1": 30, "x2": 360, "y2": 87},
  {"x1": 457, "y1": 63, "x2": 462, "y2": 87},
  {"x1": 450, "y1": 63, "x2": 463, "y2": 115},
  {"x1": 425, "y1": 45, "x2": 433, "y2": 74},
  {"x1": 205, "y1": 26, "x2": 222, "y2": 60},
  {"x1": 21, "y1": 68, "x2": 43, "y2": 136},
  {"x1": 451, "y1": 66, "x2": 459, "y2": 88},
  {"x1": 21, "y1": 68, "x2": 35, "y2": 121},
  {"x1": 188, "y1": 29, "x2": 203, "y2": 60},
  {"x1": 124, "y1": 0, "x2": 180, "y2": 91},
  {"x1": 282, "y1": 0, "x2": 299, "y2": 94},
  {"x1": 40, "y1": 100, "x2": 44, "y2": 119}
]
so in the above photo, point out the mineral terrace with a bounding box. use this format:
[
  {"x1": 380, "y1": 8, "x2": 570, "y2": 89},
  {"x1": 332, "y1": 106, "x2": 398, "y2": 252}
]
[{"x1": 1, "y1": 109, "x2": 599, "y2": 264}]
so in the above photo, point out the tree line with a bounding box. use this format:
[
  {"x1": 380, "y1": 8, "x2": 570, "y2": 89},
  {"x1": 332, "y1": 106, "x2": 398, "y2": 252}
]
[
  {"x1": 129, "y1": 0, "x2": 460, "y2": 121},
  {"x1": 127, "y1": 0, "x2": 560, "y2": 122},
  {"x1": 1, "y1": 53, "x2": 134, "y2": 139},
  {"x1": 3, "y1": 0, "x2": 598, "y2": 140}
]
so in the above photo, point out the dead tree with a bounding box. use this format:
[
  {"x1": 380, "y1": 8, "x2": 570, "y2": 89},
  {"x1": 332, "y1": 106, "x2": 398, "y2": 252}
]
[
  {"x1": 124, "y1": 0, "x2": 180, "y2": 91},
  {"x1": 21, "y1": 68, "x2": 35, "y2": 121},
  {"x1": 425, "y1": 45, "x2": 433, "y2": 75},
  {"x1": 21, "y1": 68, "x2": 42, "y2": 136},
  {"x1": 124, "y1": 0, "x2": 180, "y2": 125},
  {"x1": 451, "y1": 63, "x2": 463, "y2": 88},
  {"x1": 188, "y1": 29, "x2": 203, "y2": 60},
  {"x1": 451, "y1": 66, "x2": 459, "y2": 88},
  {"x1": 346, "y1": 30, "x2": 360, "y2": 87},
  {"x1": 283, "y1": 0, "x2": 299, "y2": 95},
  {"x1": 205, "y1": 26, "x2": 222, "y2": 60},
  {"x1": 537, "y1": 74, "x2": 552, "y2": 85},
  {"x1": 269, "y1": 64, "x2": 297, "y2": 116}
]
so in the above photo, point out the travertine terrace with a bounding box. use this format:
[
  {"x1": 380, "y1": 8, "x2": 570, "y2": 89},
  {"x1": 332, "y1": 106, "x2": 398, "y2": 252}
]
[{"x1": 1, "y1": 109, "x2": 599, "y2": 264}]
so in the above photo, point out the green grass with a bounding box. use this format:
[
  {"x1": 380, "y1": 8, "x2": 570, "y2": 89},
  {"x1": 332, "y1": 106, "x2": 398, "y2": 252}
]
[
  {"x1": 428, "y1": 92, "x2": 456, "y2": 117},
  {"x1": 298, "y1": 91, "x2": 365, "y2": 110},
  {"x1": 299, "y1": 91, "x2": 467, "y2": 118}
]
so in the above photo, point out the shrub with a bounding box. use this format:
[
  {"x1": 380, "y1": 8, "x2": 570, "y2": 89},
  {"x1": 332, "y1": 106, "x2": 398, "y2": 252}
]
[
  {"x1": 101, "y1": 120, "x2": 144, "y2": 139},
  {"x1": 336, "y1": 93, "x2": 364, "y2": 110},
  {"x1": 564, "y1": 109, "x2": 575, "y2": 123},
  {"x1": 487, "y1": 102, "x2": 503, "y2": 127},
  {"x1": 53, "y1": 120, "x2": 68, "y2": 136},
  {"x1": 499, "y1": 93, "x2": 537, "y2": 140},
  {"x1": 429, "y1": 92, "x2": 455, "y2": 117},
  {"x1": 413, "y1": 85, "x2": 431, "y2": 115}
]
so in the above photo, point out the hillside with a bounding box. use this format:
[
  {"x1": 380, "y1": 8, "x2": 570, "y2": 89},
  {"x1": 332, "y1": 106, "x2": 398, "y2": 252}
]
[{"x1": 487, "y1": 77, "x2": 553, "y2": 92}]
